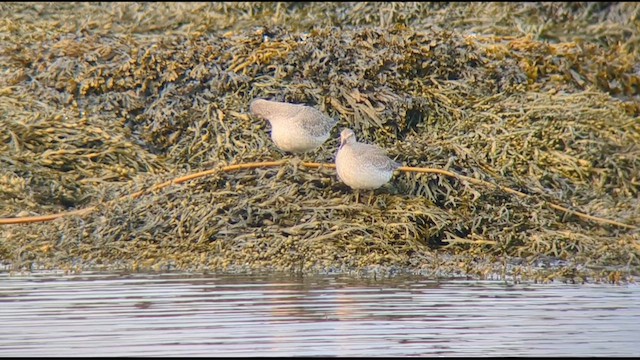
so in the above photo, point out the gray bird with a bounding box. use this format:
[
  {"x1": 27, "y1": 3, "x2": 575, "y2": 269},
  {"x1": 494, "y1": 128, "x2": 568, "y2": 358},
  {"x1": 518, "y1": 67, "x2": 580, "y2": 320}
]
[
  {"x1": 250, "y1": 98, "x2": 338, "y2": 154},
  {"x1": 335, "y1": 128, "x2": 401, "y2": 193}
]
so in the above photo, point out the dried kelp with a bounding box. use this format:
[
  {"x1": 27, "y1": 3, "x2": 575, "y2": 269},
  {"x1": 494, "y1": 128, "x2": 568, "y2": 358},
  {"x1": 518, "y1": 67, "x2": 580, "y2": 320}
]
[{"x1": 1, "y1": 2, "x2": 639, "y2": 283}]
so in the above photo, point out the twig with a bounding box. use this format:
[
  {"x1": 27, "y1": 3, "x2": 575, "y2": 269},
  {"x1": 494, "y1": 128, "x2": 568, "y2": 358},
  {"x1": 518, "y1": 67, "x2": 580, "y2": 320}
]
[
  {"x1": 0, "y1": 160, "x2": 636, "y2": 230},
  {"x1": 0, "y1": 160, "x2": 287, "y2": 225},
  {"x1": 398, "y1": 165, "x2": 637, "y2": 230}
]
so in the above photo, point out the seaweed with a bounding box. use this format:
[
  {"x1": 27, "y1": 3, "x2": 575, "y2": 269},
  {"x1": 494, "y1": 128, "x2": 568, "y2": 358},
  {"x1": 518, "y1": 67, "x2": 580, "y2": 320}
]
[{"x1": 1, "y1": 2, "x2": 639, "y2": 282}]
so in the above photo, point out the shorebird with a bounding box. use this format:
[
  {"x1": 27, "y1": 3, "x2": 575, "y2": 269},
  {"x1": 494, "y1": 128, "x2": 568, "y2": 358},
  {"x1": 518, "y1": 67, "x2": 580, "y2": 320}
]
[
  {"x1": 335, "y1": 128, "x2": 401, "y2": 203},
  {"x1": 249, "y1": 98, "x2": 338, "y2": 154}
]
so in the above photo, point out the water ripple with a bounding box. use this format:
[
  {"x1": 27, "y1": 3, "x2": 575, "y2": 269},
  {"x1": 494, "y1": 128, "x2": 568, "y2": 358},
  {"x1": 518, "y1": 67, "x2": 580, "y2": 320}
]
[{"x1": 0, "y1": 272, "x2": 638, "y2": 356}]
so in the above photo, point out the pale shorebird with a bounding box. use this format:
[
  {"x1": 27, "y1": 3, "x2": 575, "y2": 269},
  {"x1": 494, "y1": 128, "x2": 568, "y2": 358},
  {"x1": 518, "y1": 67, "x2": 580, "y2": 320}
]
[
  {"x1": 249, "y1": 98, "x2": 338, "y2": 154},
  {"x1": 335, "y1": 128, "x2": 401, "y2": 203}
]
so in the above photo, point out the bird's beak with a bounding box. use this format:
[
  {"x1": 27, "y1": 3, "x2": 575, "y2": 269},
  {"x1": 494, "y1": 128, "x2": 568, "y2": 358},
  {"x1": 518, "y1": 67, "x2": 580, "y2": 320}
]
[{"x1": 339, "y1": 137, "x2": 346, "y2": 149}]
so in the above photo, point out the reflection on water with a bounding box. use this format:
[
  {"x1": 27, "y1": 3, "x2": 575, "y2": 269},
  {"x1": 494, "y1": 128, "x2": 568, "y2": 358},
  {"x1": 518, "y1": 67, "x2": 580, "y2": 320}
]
[{"x1": 0, "y1": 271, "x2": 638, "y2": 356}]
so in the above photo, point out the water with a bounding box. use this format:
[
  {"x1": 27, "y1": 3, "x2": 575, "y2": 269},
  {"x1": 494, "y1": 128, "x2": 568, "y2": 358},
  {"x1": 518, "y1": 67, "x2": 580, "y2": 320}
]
[{"x1": 0, "y1": 271, "x2": 638, "y2": 356}]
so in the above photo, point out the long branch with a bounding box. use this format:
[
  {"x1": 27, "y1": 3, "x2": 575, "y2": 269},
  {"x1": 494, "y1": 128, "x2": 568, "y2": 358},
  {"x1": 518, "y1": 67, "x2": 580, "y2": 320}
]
[{"x1": 0, "y1": 160, "x2": 636, "y2": 230}]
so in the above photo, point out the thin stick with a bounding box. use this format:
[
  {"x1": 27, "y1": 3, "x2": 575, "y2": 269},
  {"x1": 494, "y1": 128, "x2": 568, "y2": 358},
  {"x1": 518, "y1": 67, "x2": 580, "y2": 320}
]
[
  {"x1": 398, "y1": 166, "x2": 637, "y2": 230},
  {"x1": 0, "y1": 160, "x2": 287, "y2": 225},
  {"x1": 0, "y1": 161, "x2": 636, "y2": 230}
]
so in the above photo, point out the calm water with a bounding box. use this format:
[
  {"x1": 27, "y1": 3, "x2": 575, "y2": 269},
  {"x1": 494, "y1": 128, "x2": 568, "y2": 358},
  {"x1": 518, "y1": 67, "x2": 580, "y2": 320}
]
[{"x1": 0, "y1": 271, "x2": 638, "y2": 357}]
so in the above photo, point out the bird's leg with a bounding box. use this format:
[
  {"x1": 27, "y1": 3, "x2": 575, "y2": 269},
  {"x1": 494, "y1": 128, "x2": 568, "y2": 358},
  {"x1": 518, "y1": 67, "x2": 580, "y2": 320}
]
[
  {"x1": 354, "y1": 190, "x2": 361, "y2": 204},
  {"x1": 366, "y1": 190, "x2": 375, "y2": 206}
]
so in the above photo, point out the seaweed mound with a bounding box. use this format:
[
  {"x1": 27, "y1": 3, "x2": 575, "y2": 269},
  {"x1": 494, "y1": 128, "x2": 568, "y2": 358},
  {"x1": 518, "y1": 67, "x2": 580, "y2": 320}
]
[{"x1": 1, "y1": 3, "x2": 639, "y2": 282}]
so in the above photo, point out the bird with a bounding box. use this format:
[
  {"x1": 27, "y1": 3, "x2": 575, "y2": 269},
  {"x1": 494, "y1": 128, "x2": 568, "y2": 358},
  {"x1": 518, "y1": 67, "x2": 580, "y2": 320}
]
[
  {"x1": 335, "y1": 128, "x2": 401, "y2": 203},
  {"x1": 249, "y1": 98, "x2": 338, "y2": 154}
]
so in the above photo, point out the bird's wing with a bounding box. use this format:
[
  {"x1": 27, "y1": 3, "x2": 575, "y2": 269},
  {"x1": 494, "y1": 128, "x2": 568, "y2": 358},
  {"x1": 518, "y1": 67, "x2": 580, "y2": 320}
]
[
  {"x1": 296, "y1": 106, "x2": 338, "y2": 137},
  {"x1": 252, "y1": 101, "x2": 304, "y2": 120},
  {"x1": 355, "y1": 143, "x2": 400, "y2": 171}
]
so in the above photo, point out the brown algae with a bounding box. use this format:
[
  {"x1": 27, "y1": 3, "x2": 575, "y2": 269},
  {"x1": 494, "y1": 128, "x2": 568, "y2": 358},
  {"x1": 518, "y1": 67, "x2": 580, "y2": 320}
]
[{"x1": 1, "y1": 3, "x2": 639, "y2": 283}]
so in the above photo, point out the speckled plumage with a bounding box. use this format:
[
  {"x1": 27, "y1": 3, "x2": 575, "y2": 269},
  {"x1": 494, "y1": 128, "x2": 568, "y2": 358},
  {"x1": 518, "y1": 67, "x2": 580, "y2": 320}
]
[
  {"x1": 250, "y1": 99, "x2": 338, "y2": 154},
  {"x1": 335, "y1": 128, "x2": 401, "y2": 190}
]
